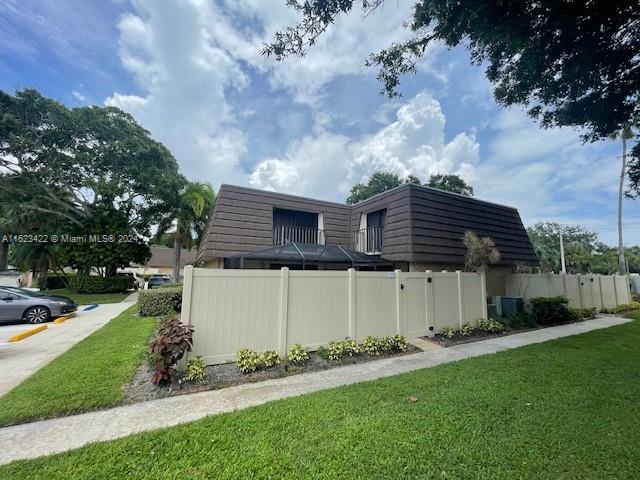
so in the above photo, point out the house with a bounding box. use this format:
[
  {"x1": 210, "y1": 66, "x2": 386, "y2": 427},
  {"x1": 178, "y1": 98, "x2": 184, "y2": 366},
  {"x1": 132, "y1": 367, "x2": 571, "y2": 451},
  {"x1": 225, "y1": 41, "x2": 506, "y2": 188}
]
[
  {"x1": 196, "y1": 184, "x2": 539, "y2": 296},
  {"x1": 128, "y1": 245, "x2": 197, "y2": 278}
]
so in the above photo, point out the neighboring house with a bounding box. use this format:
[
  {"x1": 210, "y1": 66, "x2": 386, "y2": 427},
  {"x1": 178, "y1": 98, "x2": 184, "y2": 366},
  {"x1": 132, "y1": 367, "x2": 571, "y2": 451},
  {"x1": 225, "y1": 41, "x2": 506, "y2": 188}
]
[
  {"x1": 129, "y1": 246, "x2": 196, "y2": 278},
  {"x1": 196, "y1": 184, "x2": 539, "y2": 296}
]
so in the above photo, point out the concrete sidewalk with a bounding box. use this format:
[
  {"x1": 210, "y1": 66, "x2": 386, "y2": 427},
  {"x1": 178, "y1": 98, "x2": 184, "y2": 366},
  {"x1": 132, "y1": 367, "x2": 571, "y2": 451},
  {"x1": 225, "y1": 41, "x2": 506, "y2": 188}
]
[
  {"x1": 0, "y1": 301, "x2": 135, "y2": 397},
  {"x1": 0, "y1": 315, "x2": 630, "y2": 466}
]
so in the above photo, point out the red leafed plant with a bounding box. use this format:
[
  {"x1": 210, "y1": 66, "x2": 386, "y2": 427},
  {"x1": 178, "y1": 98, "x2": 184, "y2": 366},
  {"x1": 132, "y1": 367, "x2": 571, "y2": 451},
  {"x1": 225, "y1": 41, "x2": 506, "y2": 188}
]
[{"x1": 149, "y1": 317, "x2": 194, "y2": 386}]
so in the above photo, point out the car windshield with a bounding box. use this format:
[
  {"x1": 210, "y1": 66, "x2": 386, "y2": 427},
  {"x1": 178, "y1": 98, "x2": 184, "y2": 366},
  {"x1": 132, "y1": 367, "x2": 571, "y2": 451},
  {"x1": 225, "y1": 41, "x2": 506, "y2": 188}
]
[{"x1": 0, "y1": 287, "x2": 45, "y2": 297}]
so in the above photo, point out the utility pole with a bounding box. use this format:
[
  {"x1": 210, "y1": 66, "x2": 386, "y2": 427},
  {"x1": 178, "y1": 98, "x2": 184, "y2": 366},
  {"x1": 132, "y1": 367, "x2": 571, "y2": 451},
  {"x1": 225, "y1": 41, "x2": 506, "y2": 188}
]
[{"x1": 559, "y1": 229, "x2": 566, "y2": 274}]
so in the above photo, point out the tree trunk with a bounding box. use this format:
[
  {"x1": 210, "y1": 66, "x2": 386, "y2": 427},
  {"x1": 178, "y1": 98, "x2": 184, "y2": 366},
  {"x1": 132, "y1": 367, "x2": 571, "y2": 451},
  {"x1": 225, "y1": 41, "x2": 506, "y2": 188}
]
[
  {"x1": 618, "y1": 137, "x2": 627, "y2": 274},
  {"x1": 173, "y1": 233, "x2": 182, "y2": 282},
  {"x1": 36, "y1": 251, "x2": 49, "y2": 288},
  {"x1": 0, "y1": 241, "x2": 8, "y2": 271}
]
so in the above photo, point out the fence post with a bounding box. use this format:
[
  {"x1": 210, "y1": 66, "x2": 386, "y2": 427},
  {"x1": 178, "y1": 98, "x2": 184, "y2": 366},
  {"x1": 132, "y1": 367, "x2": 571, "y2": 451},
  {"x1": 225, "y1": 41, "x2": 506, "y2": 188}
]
[
  {"x1": 425, "y1": 270, "x2": 435, "y2": 337},
  {"x1": 278, "y1": 267, "x2": 289, "y2": 356},
  {"x1": 626, "y1": 274, "x2": 632, "y2": 304},
  {"x1": 180, "y1": 265, "x2": 195, "y2": 326},
  {"x1": 348, "y1": 268, "x2": 356, "y2": 339},
  {"x1": 561, "y1": 273, "x2": 568, "y2": 299},
  {"x1": 612, "y1": 274, "x2": 619, "y2": 307},
  {"x1": 597, "y1": 275, "x2": 604, "y2": 310},
  {"x1": 479, "y1": 271, "x2": 488, "y2": 321},
  {"x1": 394, "y1": 269, "x2": 403, "y2": 335},
  {"x1": 577, "y1": 273, "x2": 583, "y2": 308},
  {"x1": 456, "y1": 270, "x2": 464, "y2": 329},
  {"x1": 178, "y1": 265, "x2": 195, "y2": 369}
]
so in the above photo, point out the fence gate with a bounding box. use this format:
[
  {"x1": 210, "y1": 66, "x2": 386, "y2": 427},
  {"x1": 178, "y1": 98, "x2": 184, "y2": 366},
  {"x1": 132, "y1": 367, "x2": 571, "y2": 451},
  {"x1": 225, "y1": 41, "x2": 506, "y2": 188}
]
[{"x1": 401, "y1": 273, "x2": 431, "y2": 338}]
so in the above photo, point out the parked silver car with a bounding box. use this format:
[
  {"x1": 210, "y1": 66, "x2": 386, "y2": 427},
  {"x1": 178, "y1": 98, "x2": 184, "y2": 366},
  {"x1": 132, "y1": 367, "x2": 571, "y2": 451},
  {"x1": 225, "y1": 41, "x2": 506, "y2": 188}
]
[{"x1": 0, "y1": 287, "x2": 78, "y2": 324}]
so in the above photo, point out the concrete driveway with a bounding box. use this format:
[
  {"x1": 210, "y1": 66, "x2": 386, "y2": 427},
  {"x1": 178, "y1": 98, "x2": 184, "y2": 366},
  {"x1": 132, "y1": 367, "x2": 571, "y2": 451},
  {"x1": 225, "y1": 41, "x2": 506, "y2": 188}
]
[{"x1": 0, "y1": 301, "x2": 135, "y2": 397}]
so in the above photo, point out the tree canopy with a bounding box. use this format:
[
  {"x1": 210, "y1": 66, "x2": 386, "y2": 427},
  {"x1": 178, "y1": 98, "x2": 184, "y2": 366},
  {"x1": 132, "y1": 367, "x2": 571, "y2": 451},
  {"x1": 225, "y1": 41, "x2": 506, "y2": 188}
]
[
  {"x1": 526, "y1": 221, "x2": 639, "y2": 274},
  {"x1": 347, "y1": 171, "x2": 473, "y2": 203},
  {"x1": 426, "y1": 174, "x2": 473, "y2": 196},
  {"x1": 0, "y1": 88, "x2": 186, "y2": 276},
  {"x1": 263, "y1": 0, "x2": 640, "y2": 141}
]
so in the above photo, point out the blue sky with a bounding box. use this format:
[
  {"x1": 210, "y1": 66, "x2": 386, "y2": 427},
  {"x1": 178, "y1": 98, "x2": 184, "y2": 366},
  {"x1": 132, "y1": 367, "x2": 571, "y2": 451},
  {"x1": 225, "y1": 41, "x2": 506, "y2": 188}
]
[{"x1": 1, "y1": 0, "x2": 638, "y2": 246}]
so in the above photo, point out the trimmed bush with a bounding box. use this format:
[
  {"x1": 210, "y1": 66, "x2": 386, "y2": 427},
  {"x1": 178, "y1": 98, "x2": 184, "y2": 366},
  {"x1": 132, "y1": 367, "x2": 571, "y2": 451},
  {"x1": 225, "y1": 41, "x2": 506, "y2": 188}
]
[
  {"x1": 568, "y1": 307, "x2": 597, "y2": 321},
  {"x1": 37, "y1": 274, "x2": 74, "y2": 290},
  {"x1": 600, "y1": 302, "x2": 640, "y2": 314},
  {"x1": 327, "y1": 340, "x2": 346, "y2": 360},
  {"x1": 478, "y1": 318, "x2": 505, "y2": 333},
  {"x1": 287, "y1": 344, "x2": 309, "y2": 365},
  {"x1": 343, "y1": 339, "x2": 362, "y2": 357},
  {"x1": 183, "y1": 356, "x2": 206, "y2": 383},
  {"x1": 529, "y1": 296, "x2": 571, "y2": 325},
  {"x1": 440, "y1": 327, "x2": 455, "y2": 339},
  {"x1": 69, "y1": 275, "x2": 132, "y2": 294},
  {"x1": 138, "y1": 287, "x2": 182, "y2": 317},
  {"x1": 362, "y1": 336, "x2": 382, "y2": 355},
  {"x1": 261, "y1": 350, "x2": 280, "y2": 368},
  {"x1": 236, "y1": 349, "x2": 262, "y2": 373},
  {"x1": 460, "y1": 322, "x2": 474, "y2": 336},
  {"x1": 504, "y1": 312, "x2": 536, "y2": 329}
]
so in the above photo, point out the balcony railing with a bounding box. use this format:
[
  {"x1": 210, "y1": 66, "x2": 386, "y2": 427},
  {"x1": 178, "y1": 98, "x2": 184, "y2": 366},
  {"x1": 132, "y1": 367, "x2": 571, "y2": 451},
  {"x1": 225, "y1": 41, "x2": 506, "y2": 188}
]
[
  {"x1": 273, "y1": 225, "x2": 325, "y2": 246},
  {"x1": 353, "y1": 226, "x2": 384, "y2": 254}
]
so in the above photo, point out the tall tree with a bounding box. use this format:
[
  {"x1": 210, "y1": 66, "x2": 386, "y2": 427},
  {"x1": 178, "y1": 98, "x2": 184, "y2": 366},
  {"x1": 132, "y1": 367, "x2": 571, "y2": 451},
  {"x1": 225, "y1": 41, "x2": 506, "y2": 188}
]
[
  {"x1": 157, "y1": 182, "x2": 215, "y2": 282},
  {"x1": 264, "y1": 1, "x2": 640, "y2": 142},
  {"x1": 527, "y1": 222, "x2": 599, "y2": 273},
  {"x1": 609, "y1": 125, "x2": 635, "y2": 274},
  {"x1": 427, "y1": 174, "x2": 473, "y2": 196},
  {"x1": 0, "y1": 88, "x2": 185, "y2": 276},
  {"x1": 347, "y1": 171, "x2": 404, "y2": 204}
]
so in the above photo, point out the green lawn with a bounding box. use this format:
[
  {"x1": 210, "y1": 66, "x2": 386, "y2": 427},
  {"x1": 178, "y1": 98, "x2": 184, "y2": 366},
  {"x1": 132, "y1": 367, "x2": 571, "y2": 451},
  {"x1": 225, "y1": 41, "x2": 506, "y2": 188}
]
[
  {"x1": 0, "y1": 306, "x2": 157, "y2": 426},
  {"x1": 44, "y1": 288, "x2": 131, "y2": 305},
  {"x1": 2, "y1": 314, "x2": 638, "y2": 479}
]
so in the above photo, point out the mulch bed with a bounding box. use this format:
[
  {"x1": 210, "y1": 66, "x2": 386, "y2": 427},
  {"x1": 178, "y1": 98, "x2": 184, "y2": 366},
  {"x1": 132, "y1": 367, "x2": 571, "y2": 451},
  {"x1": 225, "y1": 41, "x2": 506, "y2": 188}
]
[
  {"x1": 425, "y1": 327, "x2": 543, "y2": 348},
  {"x1": 123, "y1": 345, "x2": 421, "y2": 404}
]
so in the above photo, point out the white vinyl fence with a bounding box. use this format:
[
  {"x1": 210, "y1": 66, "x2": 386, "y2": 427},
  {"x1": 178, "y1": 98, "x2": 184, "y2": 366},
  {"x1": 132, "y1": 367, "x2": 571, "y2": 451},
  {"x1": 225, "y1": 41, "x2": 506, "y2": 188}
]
[
  {"x1": 181, "y1": 267, "x2": 487, "y2": 365},
  {"x1": 505, "y1": 273, "x2": 632, "y2": 309}
]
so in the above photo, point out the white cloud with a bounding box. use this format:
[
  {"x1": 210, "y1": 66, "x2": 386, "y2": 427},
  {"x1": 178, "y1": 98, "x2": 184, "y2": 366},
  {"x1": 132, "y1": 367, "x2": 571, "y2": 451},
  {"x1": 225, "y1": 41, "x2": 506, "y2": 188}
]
[
  {"x1": 105, "y1": 0, "x2": 249, "y2": 184},
  {"x1": 249, "y1": 92, "x2": 480, "y2": 201},
  {"x1": 475, "y1": 107, "x2": 638, "y2": 245},
  {"x1": 71, "y1": 90, "x2": 86, "y2": 101}
]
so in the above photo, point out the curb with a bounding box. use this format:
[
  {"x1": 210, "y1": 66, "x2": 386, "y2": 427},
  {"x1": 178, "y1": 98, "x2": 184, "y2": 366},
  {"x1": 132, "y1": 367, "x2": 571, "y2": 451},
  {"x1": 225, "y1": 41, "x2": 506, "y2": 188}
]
[
  {"x1": 8, "y1": 324, "x2": 48, "y2": 342},
  {"x1": 53, "y1": 313, "x2": 77, "y2": 324}
]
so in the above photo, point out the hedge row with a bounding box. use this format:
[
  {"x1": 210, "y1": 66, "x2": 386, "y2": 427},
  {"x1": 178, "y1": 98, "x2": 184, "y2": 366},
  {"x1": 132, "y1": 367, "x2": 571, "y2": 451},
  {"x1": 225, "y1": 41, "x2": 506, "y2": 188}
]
[
  {"x1": 68, "y1": 276, "x2": 133, "y2": 294},
  {"x1": 37, "y1": 274, "x2": 74, "y2": 290},
  {"x1": 139, "y1": 287, "x2": 182, "y2": 317}
]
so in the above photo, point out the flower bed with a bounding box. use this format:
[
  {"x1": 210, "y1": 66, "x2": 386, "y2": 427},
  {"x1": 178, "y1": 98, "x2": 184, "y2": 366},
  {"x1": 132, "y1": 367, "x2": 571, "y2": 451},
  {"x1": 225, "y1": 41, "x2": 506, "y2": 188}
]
[{"x1": 124, "y1": 341, "x2": 420, "y2": 404}]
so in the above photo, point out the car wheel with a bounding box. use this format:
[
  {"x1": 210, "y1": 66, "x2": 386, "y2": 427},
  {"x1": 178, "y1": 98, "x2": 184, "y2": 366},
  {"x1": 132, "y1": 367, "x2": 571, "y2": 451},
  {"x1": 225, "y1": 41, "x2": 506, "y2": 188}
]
[{"x1": 24, "y1": 306, "x2": 50, "y2": 324}]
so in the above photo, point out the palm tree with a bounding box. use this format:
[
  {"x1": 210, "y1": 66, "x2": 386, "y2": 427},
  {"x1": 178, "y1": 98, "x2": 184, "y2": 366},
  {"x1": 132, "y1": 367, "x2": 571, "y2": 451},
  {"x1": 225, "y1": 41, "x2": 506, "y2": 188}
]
[
  {"x1": 609, "y1": 125, "x2": 634, "y2": 274},
  {"x1": 158, "y1": 182, "x2": 215, "y2": 282}
]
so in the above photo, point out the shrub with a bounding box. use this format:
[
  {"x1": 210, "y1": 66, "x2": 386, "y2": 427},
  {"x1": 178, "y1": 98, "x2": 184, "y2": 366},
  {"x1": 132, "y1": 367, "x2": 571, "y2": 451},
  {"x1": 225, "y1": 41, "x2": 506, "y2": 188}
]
[
  {"x1": 236, "y1": 349, "x2": 262, "y2": 374},
  {"x1": 600, "y1": 302, "x2": 640, "y2": 314},
  {"x1": 568, "y1": 307, "x2": 597, "y2": 321},
  {"x1": 287, "y1": 343, "x2": 309, "y2": 365},
  {"x1": 632, "y1": 294, "x2": 640, "y2": 303},
  {"x1": 478, "y1": 318, "x2": 505, "y2": 333},
  {"x1": 149, "y1": 317, "x2": 194, "y2": 385},
  {"x1": 440, "y1": 327, "x2": 455, "y2": 339},
  {"x1": 504, "y1": 312, "x2": 536, "y2": 329},
  {"x1": 529, "y1": 296, "x2": 571, "y2": 325},
  {"x1": 69, "y1": 275, "x2": 132, "y2": 294},
  {"x1": 460, "y1": 322, "x2": 474, "y2": 336},
  {"x1": 343, "y1": 338, "x2": 362, "y2": 357},
  {"x1": 362, "y1": 336, "x2": 382, "y2": 355},
  {"x1": 261, "y1": 350, "x2": 280, "y2": 368},
  {"x1": 389, "y1": 334, "x2": 408, "y2": 352},
  {"x1": 37, "y1": 274, "x2": 74, "y2": 290},
  {"x1": 183, "y1": 356, "x2": 206, "y2": 382},
  {"x1": 327, "y1": 340, "x2": 346, "y2": 360},
  {"x1": 138, "y1": 287, "x2": 182, "y2": 316}
]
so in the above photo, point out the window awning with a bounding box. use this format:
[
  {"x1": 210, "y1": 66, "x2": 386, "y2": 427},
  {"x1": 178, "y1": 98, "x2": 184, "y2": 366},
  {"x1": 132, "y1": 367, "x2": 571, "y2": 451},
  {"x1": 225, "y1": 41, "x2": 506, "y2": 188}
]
[{"x1": 229, "y1": 243, "x2": 394, "y2": 269}]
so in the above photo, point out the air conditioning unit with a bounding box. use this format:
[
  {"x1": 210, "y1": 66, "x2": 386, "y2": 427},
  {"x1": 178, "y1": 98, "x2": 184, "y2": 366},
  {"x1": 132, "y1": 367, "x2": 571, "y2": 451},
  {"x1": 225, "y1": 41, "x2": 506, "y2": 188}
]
[{"x1": 492, "y1": 296, "x2": 524, "y2": 317}]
